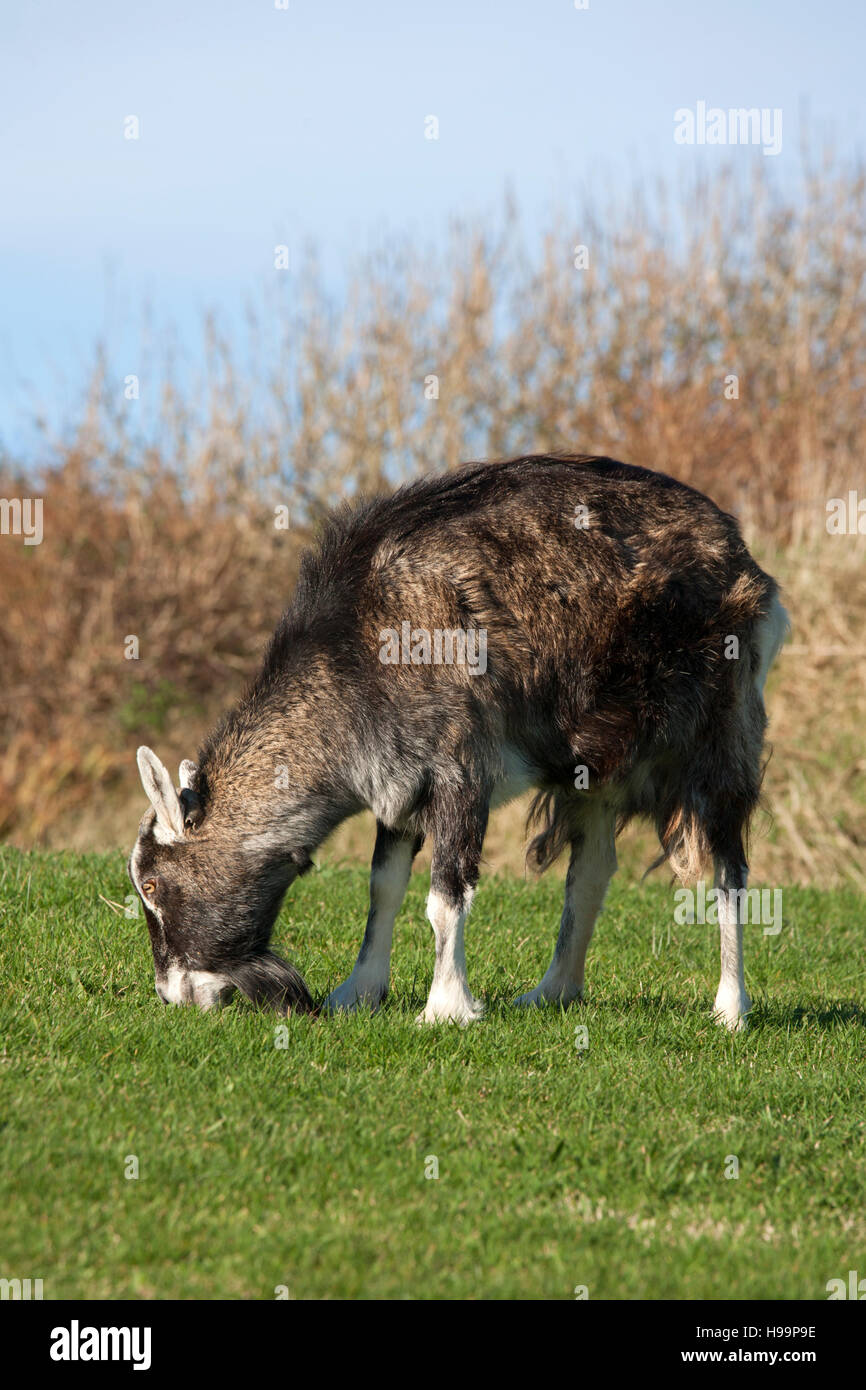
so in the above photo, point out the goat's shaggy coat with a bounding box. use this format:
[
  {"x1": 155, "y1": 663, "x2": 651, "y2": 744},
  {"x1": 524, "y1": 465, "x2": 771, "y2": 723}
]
[{"x1": 129, "y1": 455, "x2": 788, "y2": 1030}]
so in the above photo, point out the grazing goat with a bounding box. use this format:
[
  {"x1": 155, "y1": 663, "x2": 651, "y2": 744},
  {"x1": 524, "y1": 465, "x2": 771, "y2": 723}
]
[{"x1": 129, "y1": 455, "x2": 788, "y2": 1030}]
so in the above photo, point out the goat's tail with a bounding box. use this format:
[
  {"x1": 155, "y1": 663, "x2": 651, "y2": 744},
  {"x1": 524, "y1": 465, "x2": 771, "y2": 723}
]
[{"x1": 525, "y1": 789, "x2": 574, "y2": 873}]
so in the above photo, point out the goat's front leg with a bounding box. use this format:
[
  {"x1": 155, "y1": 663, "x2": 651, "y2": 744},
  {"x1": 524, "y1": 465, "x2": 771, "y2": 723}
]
[
  {"x1": 325, "y1": 823, "x2": 421, "y2": 1012},
  {"x1": 417, "y1": 787, "x2": 488, "y2": 1026}
]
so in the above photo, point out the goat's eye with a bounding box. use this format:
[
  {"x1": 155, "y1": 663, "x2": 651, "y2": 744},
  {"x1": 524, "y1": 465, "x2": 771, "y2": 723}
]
[{"x1": 141, "y1": 880, "x2": 156, "y2": 896}]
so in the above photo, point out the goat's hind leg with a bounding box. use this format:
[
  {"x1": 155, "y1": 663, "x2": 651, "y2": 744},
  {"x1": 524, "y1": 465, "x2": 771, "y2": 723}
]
[
  {"x1": 712, "y1": 853, "x2": 751, "y2": 1033},
  {"x1": 325, "y1": 822, "x2": 421, "y2": 1012},
  {"x1": 711, "y1": 590, "x2": 788, "y2": 1031},
  {"x1": 515, "y1": 802, "x2": 617, "y2": 1007},
  {"x1": 709, "y1": 590, "x2": 787, "y2": 1032}
]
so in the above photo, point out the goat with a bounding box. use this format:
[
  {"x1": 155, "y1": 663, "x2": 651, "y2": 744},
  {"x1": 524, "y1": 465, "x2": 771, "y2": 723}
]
[{"x1": 128, "y1": 455, "x2": 788, "y2": 1030}]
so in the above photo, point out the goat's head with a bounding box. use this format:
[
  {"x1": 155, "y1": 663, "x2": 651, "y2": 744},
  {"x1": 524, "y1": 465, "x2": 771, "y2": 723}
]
[{"x1": 128, "y1": 746, "x2": 313, "y2": 1015}]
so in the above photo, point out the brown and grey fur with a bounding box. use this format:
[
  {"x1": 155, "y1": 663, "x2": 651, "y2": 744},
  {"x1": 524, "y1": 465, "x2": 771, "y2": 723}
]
[{"x1": 129, "y1": 454, "x2": 789, "y2": 1030}]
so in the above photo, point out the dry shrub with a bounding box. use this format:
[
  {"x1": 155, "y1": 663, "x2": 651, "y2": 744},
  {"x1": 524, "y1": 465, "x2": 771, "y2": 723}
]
[
  {"x1": 1, "y1": 155, "x2": 864, "y2": 882},
  {"x1": 0, "y1": 454, "x2": 308, "y2": 840}
]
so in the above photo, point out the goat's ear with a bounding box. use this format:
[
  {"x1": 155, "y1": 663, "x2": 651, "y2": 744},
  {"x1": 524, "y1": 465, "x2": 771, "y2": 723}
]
[
  {"x1": 136, "y1": 746, "x2": 184, "y2": 838},
  {"x1": 179, "y1": 759, "x2": 198, "y2": 791}
]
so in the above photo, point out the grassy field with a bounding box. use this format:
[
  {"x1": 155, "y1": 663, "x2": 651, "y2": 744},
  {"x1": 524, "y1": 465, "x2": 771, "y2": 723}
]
[{"x1": 0, "y1": 846, "x2": 864, "y2": 1301}]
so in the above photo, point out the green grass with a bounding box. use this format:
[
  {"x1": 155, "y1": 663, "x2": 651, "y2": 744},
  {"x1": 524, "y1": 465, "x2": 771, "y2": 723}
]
[{"x1": 1, "y1": 846, "x2": 864, "y2": 1300}]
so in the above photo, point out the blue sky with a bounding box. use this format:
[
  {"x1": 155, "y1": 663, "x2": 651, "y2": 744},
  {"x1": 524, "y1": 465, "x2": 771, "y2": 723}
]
[{"x1": 1, "y1": 0, "x2": 864, "y2": 454}]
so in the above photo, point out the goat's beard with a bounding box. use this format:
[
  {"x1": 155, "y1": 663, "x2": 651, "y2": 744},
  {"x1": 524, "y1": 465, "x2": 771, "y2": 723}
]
[{"x1": 229, "y1": 951, "x2": 314, "y2": 1014}]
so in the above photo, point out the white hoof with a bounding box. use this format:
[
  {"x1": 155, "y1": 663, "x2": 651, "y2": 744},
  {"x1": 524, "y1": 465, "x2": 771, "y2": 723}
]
[
  {"x1": 713, "y1": 987, "x2": 751, "y2": 1033},
  {"x1": 415, "y1": 990, "x2": 485, "y2": 1026}
]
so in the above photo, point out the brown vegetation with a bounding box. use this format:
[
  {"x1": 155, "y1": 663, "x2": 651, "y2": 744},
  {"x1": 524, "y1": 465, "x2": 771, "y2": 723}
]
[{"x1": 1, "y1": 158, "x2": 864, "y2": 884}]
